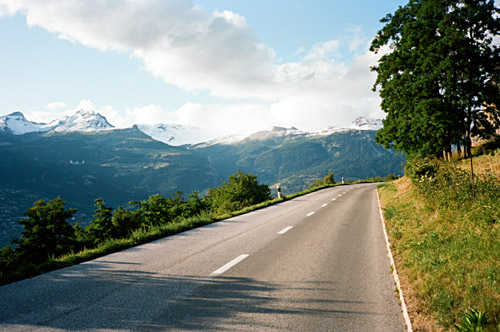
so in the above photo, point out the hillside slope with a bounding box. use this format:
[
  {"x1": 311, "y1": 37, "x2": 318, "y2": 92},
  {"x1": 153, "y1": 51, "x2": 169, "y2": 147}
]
[
  {"x1": 0, "y1": 127, "x2": 404, "y2": 247},
  {"x1": 0, "y1": 128, "x2": 214, "y2": 245},
  {"x1": 378, "y1": 154, "x2": 500, "y2": 331},
  {"x1": 193, "y1": 129, "x2": 405, "y2": 194}
]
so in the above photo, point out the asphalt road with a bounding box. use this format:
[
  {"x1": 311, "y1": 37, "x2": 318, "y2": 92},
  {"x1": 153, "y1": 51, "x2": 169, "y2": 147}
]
[{"x1": 0, "y1": 183, "x2": 407, "y2": 332}]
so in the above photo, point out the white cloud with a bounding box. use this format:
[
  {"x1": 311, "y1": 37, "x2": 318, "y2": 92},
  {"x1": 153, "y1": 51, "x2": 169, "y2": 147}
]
[
  {"x1": 303, "y1": 40, "x2": 340, "y2": 61},
  {"x1": 45, "y1": 102, "x2": 67, "y2": 112},
  {"x1": 1, "y1": 0, "x2": 384, "y2": 133}
]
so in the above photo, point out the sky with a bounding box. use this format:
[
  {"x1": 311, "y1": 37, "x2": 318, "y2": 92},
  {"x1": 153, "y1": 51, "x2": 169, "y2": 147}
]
[{"x1": 0, "y1": 0, "x2": 405, "y2": 137}]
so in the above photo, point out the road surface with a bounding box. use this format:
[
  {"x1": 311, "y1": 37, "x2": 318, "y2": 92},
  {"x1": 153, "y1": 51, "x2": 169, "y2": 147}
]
[{"x1": 0, "y1": 183, "x2": 407, "y2": 331}]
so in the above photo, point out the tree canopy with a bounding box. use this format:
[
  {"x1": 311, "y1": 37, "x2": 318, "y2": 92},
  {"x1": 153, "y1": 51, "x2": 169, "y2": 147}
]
[
  {"x1": 15, "y1": 197, "x2": 77, "y2": 264},
  {"x1": 371, "y1": 0, "x2": 500, "y2": 158},
  {"x1": 207, "y1": 170, "x2": 272, "y2": 214}
]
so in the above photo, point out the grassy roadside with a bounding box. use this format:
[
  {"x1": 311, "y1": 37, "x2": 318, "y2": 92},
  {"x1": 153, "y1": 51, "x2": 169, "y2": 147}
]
[
  {"x1": 378, "y1": 154, "x2": 500, "y2": 332},
  {"x1": 1, "y1": 181, "x2": 348, "y2": 285},
  {"x1": 1, "y1": 174, "x2": 390, "y2": 286}
]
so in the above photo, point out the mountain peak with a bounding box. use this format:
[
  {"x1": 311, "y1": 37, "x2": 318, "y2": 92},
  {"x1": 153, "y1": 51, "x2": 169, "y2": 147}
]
[
  {"x1": 0, "y1": 112, "x2": 44, "y2": 135},
  {"x1": 351, "y1": 117, "x2": 383, "y2": 130},
  {"x1": 8, "y1": 111, "x2": 26, "y2": 118},
  {"x1": 245, "y1": 126, "x2": 303, "y2": 141},
  {"x1": 48, "y1": 110, "x2": 114, "y2": 132}
]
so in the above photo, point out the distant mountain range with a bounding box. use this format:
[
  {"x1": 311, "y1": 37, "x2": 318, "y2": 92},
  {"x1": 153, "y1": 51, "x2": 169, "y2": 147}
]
[
  {"x1": 0, "y1": 110, "x2": 402, "y2": 246},
  {"x1": 0, "y1": 110, "x2": 383, "y2": 145},
  {"x1": 0, "y1": 110, "x2": 114, "y2": 135}
]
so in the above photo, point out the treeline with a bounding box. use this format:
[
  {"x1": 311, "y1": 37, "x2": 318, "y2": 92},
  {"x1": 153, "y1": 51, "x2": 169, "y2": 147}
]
[
  {"x1": 308, "y1": 171, "x2": 399, "y2": 189},
  {"x1": 0, "y1": 170, "x2": 271, "y2": 284}
]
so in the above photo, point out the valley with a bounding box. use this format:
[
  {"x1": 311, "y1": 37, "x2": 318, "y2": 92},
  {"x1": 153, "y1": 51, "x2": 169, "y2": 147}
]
[{"x1": 0, "y1": 111, "x2": 404, "y2": 246}]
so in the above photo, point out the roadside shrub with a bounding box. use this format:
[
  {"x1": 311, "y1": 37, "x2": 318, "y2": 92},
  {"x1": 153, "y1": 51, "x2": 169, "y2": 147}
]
[
  {"x1": 207, "y1": 170, "x2": 272, "y2": 214},
  {"x1": 404, "y1": 154, "x2": 439, "y2": 183}
]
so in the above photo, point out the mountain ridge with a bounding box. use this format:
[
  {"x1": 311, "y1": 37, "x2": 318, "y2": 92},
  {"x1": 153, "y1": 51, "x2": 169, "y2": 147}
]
[
  {"x1": 0, "y1": 121, "x2": 403, "y2": 247},
  {"x1": 0, "y1": 110, "x2": 114, "y2": 135},
  {"x1": 0, "y1": 110, "x2": 383, "y2": 146}
]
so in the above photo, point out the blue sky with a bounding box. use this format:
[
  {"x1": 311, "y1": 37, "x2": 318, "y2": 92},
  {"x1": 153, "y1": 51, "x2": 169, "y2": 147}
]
[{"x1": 0, "y1": 0, "x2": 404, "y2": 136}]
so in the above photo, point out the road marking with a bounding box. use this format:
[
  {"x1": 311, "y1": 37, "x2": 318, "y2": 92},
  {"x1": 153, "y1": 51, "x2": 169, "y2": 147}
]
[
  {"x1": 211, "y1": 254, "x2": 249, "y2": 275},
  {"x1": 306, "y1": 211, "x2": 315, "y2": 217},
  {"x1": 331, "y1": 198, "x2": 336, "y2": 201},
  {"x1": 377, "y1": 191, "x2": 413, "y2": 332},
  {"x1": 338, "y1": 194, "x2": 342, "y2": 197},
  {"x1": 278, "y1": 226, "x2": 293, "y2": 235},
  {"x1": 322, "y1": 203, "x2": 328, "y2": 207}
]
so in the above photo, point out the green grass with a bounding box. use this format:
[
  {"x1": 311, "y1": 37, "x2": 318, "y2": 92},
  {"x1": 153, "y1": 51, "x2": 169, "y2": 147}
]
[{"x1": 378, "y1": 156, "x2": 500, "y2": 331}]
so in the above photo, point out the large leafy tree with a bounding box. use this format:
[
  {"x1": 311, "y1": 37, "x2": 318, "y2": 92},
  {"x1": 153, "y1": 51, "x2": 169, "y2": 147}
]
[{"x1": 371, "y1": 0, "x2": 500, "y2": 158}]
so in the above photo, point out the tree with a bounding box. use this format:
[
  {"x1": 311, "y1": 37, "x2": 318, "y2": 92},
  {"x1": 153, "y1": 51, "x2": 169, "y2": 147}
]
[
  {"x1": 133, "y1": 194, "x2": 172, "y2": 228},
  {"x1": 111, "y1": 206, "x2": 142, "y2": 238},
  {"x1": 15, "y1": 197, "x2": 77, "y2": 264},
  {"x1": 84, "y1": 198, "x2": 114, "y2": 245},
  {"x1": 309, "y1": 171, "x2": 335, "y2": 189},
  {"x1": 323, "y1": 171, "x2": 335, "y2": 185},
  {"x1": 207, "y1": 170, "x2": 272, "y2": 214},
  {"x1": 371, "y1": 0, "x2": 500, "y2": 159}
]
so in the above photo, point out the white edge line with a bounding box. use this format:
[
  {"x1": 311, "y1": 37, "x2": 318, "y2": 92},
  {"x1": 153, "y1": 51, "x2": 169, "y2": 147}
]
[
  {"x1": 278, "y1": 226, "x2": 293, "y2": 235},
  {"x1": 306, "y1": 211, "x2": 315, "y2": 217},
  {"x1": 377, "y1": 190, "x2": 413, "y2": 332},
  {"x1": 211, "y1": 254, "x2": 249, "y2": 275}
]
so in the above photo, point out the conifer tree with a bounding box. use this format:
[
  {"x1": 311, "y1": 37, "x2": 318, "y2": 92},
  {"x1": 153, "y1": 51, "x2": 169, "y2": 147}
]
[{"x1": 16, "y1": 197, "x2": 77, "y2": 263}]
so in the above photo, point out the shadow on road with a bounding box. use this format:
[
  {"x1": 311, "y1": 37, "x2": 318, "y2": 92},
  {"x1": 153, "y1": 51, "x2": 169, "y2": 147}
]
[{"x1": 0, "y1": 260, "x2": 380, "y2": 331}]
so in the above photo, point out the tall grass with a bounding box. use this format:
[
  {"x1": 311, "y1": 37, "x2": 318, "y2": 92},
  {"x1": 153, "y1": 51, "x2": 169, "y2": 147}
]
[{"x1": 379, "y1": 155, "x2": 500, "y2": 331}]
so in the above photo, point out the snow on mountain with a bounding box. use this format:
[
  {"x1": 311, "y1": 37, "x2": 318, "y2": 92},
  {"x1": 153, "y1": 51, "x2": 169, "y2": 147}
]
[
  {"x1": 307, "y1": 117, "x2": 383, "y2": 137},
  {"x1": 192, "y1": 127, "x2": 303, "y2": 147},
  {"x1": 0, "y1": 112, "x2": 47, "y2": 135},
  {"x1": 192, "y1": 133, "x2": 248, "y2": 147},
  {"x1": 0, "y1": 110, "x2": 383, "y2": 146},
  {"x1": 47, "y1": 110, "x2": 114, "y2": 132},
  {"x1": 350, "y1": 117, "x2": 383, "y2": 130},
  {"x1": 245, "y1": 126, "x2": 304, "y2": 141},
  {"x1": 136, "y1": 123, "x2": 215, "y2": 146}
]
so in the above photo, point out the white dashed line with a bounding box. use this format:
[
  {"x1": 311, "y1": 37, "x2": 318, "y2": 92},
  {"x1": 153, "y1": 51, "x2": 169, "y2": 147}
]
[
  {"x1": 278, "y1": 226, "x2": 294, "y2": 235},
  {"x1": 332, "y1": 198, "x2": 336, "y2": 201},
  {"x1": 322, "y1": 203, "x2": 328, "y2": 207},
  {"x1": 338, "y1": 194, "x2": 342, "y2": 197},
  {"x1": 306, "y1": 211, "x2": 315, "y2": 217},
  {"x1": 211, "y1": 254, "x2": 249, "y2": 275}
]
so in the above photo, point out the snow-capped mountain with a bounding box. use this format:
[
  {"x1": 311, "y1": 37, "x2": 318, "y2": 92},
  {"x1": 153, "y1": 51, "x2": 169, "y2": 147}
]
[
  {"x1": 0, "y1": 110, "x2": 114, "y2": 135},
  {"x1": 0, "y1": 110, "x2": 383, "y2": 146},
  {"x1": 350, "y1": 117, "x2": 383, "y2": 130},
  {"x1": 136, "y1": 123, "x2": 215, "y2": 146},
  {"x1": 0, "y1": 112, "x2": 46, "y2": 135},
  {"x1": 245, "y1": 126, "x2": 304, "y2": 141},
  {"x1": 192, "y1": 117, "x2": 384, "y2": 147},
  {"x1": 47, "y1": 110, "x2": 114, "y2": 132}
]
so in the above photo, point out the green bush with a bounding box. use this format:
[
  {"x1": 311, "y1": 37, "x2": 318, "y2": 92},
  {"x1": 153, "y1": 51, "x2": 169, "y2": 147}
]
[
  {"x1": 309, "y1": 171, "x2": 335, "y2": 188},
  {"x1": 404, "y1": 154, "x2": 439, "y2": 183},
  {"x1": 207, "y1": 170, "x2": 272, "y2": 214}
]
